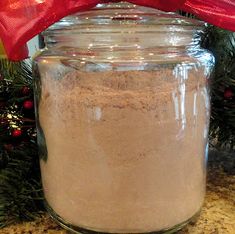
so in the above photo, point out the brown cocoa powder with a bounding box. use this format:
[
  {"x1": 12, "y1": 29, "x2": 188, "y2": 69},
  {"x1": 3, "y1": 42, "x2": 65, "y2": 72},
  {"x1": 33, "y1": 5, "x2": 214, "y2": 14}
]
[{"x1": 38, "y1": 67, "x2": 209, "y2": 233}]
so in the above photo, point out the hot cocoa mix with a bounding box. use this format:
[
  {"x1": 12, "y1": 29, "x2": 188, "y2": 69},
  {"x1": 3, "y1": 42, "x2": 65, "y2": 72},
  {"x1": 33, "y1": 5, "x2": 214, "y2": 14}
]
[{"x1": 38, "y1": 64, "x2": 209, "y2": 232}]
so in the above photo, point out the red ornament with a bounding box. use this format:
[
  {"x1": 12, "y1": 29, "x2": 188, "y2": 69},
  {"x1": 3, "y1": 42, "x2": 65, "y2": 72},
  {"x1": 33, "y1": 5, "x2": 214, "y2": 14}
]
[
  {"x1": 21, "y1": 86, "x2": 30, "y2": 95},
  {"x1": 224, "y1": 88, "x2": 233, "y2": 99},
  {"x1": 23, "y1": 100, "x2": 34, "y2": 109},
  {"x1": 12, "y1": 129, "x2": 22, "y2": 137}
]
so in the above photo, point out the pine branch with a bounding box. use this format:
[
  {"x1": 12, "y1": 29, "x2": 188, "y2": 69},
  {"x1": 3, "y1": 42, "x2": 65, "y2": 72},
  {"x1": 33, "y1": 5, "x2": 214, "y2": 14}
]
[
  {"x1": 0, "y1": 59, "x2": 44, "y2": 227},
  {"x1": 203, "y1": 28, "x2": 235, "y2": 150}
]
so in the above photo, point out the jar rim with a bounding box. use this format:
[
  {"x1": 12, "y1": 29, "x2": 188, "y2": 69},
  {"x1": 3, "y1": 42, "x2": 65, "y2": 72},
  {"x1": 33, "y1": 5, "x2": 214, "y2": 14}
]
[{"x1": 44, "y1": 2, "x2": 205, "y2": 35}]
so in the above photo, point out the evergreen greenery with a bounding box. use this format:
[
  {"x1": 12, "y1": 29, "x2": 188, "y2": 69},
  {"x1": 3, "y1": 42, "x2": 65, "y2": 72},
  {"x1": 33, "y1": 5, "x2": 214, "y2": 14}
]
[
  {"x1": 0, "y1": 59, "x2": 43, "y2": 228},
  {"x1": 202, "y1": 27, "x2": 235, "y2": 150}
]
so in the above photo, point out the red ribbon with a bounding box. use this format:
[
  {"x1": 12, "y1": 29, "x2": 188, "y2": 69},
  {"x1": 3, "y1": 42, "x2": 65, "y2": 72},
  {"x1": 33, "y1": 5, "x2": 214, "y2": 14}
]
[{"x1": 0, "y1": 0, "x2": 234, "y2": 60}]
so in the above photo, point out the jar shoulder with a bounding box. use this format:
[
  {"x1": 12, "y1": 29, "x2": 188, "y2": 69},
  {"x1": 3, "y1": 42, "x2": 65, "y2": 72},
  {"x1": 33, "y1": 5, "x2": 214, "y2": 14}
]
[{"x1": 34, "y1": 47, "x2": 214, "y2": 68}]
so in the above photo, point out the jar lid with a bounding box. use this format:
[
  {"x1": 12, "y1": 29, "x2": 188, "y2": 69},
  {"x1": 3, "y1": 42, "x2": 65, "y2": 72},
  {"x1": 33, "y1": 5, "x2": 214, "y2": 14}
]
[
  {"x1": 46, "y1": 2, "x2": 204, "y2": 33},
  {"x1": 43, "y1": 2, "x2": 204, "y2": 50}
]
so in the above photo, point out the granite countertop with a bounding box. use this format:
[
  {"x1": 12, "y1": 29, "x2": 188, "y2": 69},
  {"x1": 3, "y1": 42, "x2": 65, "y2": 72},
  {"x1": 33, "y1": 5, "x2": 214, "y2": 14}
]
[{"x1": 1, "y1": 150, "x2": 234, "y2": 234}]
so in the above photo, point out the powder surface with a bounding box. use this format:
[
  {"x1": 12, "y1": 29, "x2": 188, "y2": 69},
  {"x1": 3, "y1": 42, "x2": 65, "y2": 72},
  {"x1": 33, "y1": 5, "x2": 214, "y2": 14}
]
[{"x1": 38, "y1": 61, "x2": 209, "y2": 233}]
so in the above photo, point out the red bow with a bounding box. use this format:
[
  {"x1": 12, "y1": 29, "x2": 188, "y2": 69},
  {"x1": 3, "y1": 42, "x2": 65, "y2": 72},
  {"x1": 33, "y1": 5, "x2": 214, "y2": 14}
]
[{"x1": 0, "y1": 0, "x2": 234, "y2": 60}]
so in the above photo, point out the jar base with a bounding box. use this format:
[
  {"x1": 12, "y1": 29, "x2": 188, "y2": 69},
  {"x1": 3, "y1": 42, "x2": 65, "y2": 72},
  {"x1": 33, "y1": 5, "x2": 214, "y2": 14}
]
[{"x1": 45, "y1": 201, "x2": 200, "y2": 234}]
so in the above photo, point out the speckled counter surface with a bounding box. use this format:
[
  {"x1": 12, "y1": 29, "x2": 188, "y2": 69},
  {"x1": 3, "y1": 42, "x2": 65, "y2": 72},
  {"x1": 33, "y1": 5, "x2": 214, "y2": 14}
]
[{"x1": 1, "y1": 150, "x2": 234, "y2": 234}]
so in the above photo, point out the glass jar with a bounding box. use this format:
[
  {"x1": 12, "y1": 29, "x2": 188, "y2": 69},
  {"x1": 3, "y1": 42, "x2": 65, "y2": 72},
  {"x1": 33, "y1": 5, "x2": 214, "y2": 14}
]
[{"x1": 33, "y1": 2, "x2": 214, "y2": 233}]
